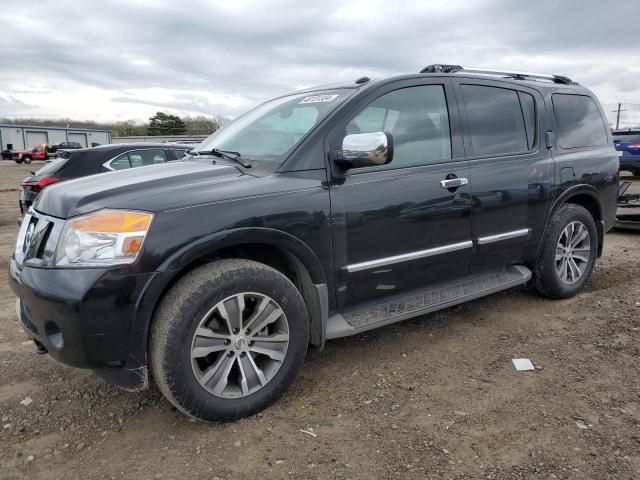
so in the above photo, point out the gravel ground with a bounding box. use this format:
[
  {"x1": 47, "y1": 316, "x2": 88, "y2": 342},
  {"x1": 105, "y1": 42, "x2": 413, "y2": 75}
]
[{"x1": 0, "y1": 161, "x2": 639, "y2": 480}]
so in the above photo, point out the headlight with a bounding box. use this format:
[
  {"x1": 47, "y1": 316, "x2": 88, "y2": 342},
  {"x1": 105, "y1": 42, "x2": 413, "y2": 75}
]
[{"x1": 55, "y1": 209, "x2": 153, "y2": 267}]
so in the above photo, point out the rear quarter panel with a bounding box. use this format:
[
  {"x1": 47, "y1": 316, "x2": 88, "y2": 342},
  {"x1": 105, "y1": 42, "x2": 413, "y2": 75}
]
[{"x1": 545, "y1": 88, "x2": 619, "y2": 233}]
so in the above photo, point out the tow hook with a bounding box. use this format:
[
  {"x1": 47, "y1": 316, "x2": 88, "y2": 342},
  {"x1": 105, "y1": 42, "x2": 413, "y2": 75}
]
[{"x1": 33, "y1": 339, "x2": 47, "y2": 355}]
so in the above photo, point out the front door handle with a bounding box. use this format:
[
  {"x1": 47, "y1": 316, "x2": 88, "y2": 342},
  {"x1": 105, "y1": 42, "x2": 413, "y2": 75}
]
[{"x1": 440, "y1": 177, "x2": 468, "y2": 189}]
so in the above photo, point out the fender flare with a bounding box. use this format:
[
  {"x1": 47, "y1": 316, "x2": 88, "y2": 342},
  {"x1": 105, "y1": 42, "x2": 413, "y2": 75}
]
[
  {"x1": 548, "y1": 184, "x2": 603, "y2": 220},
  {"x1": 539, "y1": 184, "x2": 605, "y2": 257},
  {"x1": 156, "y1": 226, "x2": 327, "y2": 285},
  {"x1": 127, "y1": 227, "x2": 330, "y2": 370}
]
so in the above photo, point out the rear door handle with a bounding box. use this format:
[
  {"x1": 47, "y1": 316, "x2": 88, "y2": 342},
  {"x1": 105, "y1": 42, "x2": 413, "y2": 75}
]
[{"x1": 440, "y1": 177, "x2": 468, "y2": 189}]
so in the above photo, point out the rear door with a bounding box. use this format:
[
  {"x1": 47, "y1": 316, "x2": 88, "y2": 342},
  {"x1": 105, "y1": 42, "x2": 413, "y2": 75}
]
[
  {"x1": 452, "y1": 79, "x2": 554, "y2": 272},
  {"x1": 328, "y1": 78, "x2": 473, "y2": 310}
]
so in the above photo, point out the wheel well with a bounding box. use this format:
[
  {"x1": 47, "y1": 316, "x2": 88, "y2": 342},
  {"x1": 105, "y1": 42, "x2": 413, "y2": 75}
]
[
  {"x1": 563, "y1": 193, "x2": 601, "y2": 224},
  {"x1": 153, "y1": 243, "x2": 324, "y2": 347},
  {"x1": 560, "y1": 192, "x2": 604, "y2": 256}
]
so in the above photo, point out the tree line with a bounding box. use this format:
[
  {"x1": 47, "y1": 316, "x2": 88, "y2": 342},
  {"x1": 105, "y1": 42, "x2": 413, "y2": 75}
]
[{"x1": 0, "y1": 112, "x2": 228, "y2": 138}]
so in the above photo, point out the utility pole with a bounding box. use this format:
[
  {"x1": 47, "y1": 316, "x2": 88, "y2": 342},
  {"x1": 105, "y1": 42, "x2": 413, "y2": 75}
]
[{"x1": 613, "y1": 103, "x2": 626, "y2": 130}]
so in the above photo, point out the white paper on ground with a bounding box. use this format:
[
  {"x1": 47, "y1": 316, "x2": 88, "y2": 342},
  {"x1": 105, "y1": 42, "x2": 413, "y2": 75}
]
[{"x1": 512, "y1": 358, "x2": 535, "y2": 371}]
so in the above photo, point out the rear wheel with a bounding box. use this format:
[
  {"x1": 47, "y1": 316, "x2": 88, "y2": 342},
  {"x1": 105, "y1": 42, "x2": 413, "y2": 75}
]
[
  {"x1": 149, "y1": 259, "x2": 309, "y2": 421},
  {"x1": 532, "y1": 204, "x2": 597, "y2": 299}
]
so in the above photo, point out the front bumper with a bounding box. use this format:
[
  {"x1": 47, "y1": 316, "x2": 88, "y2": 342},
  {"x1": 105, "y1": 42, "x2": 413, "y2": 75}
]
[{"x1": 8, "y1": 258, "x2": 169, "y2": 390}]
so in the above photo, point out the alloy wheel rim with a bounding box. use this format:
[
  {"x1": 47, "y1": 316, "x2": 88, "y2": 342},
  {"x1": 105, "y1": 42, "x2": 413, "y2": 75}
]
[
  {"x1": 190, "y1": 292, "x2": 289, "y2": 399},
  {"x1": 555, "y1": 221, "x2": 591, "y2": 285}
]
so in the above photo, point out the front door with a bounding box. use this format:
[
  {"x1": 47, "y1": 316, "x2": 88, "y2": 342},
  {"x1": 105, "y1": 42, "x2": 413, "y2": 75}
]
[{"x1": 328, "y1": 79, "x2": 473, "y2": 311}]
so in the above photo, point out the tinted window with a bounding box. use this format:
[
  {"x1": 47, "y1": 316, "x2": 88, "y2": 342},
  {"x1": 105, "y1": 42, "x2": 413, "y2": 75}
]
[
  {"x1": 35, "y1": 157, "x2": 68, "y2": 176},
  {"x1": 346, "y1": 107, "x2": 400, "y2": 135},
  {"x1": 172, "y1": 149, "x2": 190, "y2": 159},
  {"x1": 461, "y1": 85, "x2": 528, "y2": 156},
  {"x1": 128, "y1": 149, "x2": 167, "y2": 168},
  {"x1": 346, "y1": 85, "x2": 451, "y2": 167},
  {"x1": 519, "y1": 91, "x2": 536, "y2": 149},
  {"x1": 553, "y1": 94, "x2": 608, "y2": 149},
  {"x1": 109, "y1": 149, "x2": 167, "y2": 170},
  {"x1": 109, "y1": 153, "x2": 131, "y2": 170}
]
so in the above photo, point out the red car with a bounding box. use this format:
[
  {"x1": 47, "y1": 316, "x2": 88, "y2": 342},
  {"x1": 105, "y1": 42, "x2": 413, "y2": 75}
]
[{"x1": 13, "y1": 144, "x2": 49, "y2": 164}]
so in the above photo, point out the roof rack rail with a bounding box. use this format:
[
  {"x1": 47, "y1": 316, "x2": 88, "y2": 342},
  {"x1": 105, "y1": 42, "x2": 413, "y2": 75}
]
[{"x1": 419, "y1": 64, "x2": 576, "y2": 85}]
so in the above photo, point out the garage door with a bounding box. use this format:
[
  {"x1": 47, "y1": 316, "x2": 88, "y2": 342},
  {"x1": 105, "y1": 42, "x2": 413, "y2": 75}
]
[
  {"x1": 26, "y1": 131, "x2": 48, "y2": 148},
  {"x1": 68, "y1": 133, "x2": 87, "y2": 147}
]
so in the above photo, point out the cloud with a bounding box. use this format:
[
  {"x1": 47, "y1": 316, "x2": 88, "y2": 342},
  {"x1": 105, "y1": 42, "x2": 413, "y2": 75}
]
[{"x1": 0, "y1": 0, "x2": 639, "y2": 125}]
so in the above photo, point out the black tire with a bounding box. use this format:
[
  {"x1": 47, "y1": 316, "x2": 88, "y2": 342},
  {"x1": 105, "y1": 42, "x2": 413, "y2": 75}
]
[
  {"x1": 23, "y1": 156, "x2": 32, "y2": 164},
  {"x1": 149, "y1": 259, "x2": 309, "y2": 422},
  {"x1": 532, "y1": 204, "x2": 597, "y2": 299},
  {"x1": 14, "y1": 158, "x2": 23, "y2": 164}
]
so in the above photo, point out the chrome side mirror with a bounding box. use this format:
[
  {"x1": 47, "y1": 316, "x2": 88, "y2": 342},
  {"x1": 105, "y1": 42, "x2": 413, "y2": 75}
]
[{"x1": 333, "y1": 132, "x2": 393, "y2": 169}]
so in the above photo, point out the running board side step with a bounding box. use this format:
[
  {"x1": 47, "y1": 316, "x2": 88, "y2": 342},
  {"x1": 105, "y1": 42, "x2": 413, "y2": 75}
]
[{"x1": 326, "y1": 265, "x2": 531, "y2": 339}]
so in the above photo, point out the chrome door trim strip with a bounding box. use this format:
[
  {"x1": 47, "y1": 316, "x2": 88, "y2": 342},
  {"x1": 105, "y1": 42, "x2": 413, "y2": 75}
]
[
  {"x1": 345, "y1": 240, "x2": 473, "y2": 273},
  {"x1": 477, "y1": 228, "x2": 530, "y2": 245}
]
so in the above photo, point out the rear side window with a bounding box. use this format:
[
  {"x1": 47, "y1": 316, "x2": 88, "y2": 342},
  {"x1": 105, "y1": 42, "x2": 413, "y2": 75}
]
[
  {"x1": 173, "y1": 149, "x2": 190, "y2": 159},
  {"x1": 128, "y1": 149, "x2": 167, "y2": 168},
  {"x1": 518, "y1": 92, "x2": 536, "y2": 149},
  {"x1": 109, "y1": 153, "x2": 132, "y2": 170},
  {"x1": 34, "y1": 157, "x2": 68, "y2": 176},
  {"x1": 461, "y1": 85, "x2": 528, "y2": 156},
  {"x1": 109, "y1": 149, "x2": 167, "y2": 170},
  {"x1": 552, "y1": 94, "x2": 608, "y2": 149}
]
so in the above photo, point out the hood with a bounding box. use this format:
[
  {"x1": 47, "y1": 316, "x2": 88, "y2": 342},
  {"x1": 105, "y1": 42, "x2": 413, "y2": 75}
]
[{"x1": 34, "y1": 161, "x2": 248, "y2": 218}]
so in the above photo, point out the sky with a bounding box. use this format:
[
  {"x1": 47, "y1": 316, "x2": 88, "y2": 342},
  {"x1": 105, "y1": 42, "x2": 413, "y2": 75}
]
[{"x1": 1, "y1": 0, "x2": 640, "y2": 127}]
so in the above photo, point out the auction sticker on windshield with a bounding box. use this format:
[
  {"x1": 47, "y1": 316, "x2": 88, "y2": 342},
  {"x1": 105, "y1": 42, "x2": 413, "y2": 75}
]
[{"x1": 299, "y1": 94, "x2": 339, "y2": 104}]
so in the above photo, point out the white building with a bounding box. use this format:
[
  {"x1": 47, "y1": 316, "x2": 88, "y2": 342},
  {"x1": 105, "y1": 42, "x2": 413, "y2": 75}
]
[{"x1": 0, "y1": 124, "x2": 112, "y2": 150}]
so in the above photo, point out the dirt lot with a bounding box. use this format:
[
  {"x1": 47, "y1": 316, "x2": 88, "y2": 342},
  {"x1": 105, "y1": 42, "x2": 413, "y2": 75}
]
[{"x1": 0, "y1": 161, "x2": 639, "y2": 480}]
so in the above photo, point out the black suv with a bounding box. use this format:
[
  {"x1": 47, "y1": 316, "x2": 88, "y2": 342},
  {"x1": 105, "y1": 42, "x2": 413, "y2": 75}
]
[
  {"x1": 9, "y1": 65, "x2": 618, "y2": 422},
  {"x1": 49, "y1": 141, "x2": 84, "y2": 152}
]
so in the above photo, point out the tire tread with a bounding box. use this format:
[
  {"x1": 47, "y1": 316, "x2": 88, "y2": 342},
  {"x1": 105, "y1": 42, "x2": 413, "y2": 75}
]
[{"x1": 149, "y1": 259, "x2": 308, "y2": 421}]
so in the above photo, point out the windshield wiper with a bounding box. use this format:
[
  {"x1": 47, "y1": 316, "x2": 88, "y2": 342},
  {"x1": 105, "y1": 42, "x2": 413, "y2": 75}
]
[{"x1": 188, "y1": 148, "x2": 251, "y2": 168}]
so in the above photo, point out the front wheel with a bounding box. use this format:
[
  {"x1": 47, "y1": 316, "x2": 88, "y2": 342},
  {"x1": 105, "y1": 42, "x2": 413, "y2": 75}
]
[
  {"x1": 23, "y1": 156, "x2": 32, "y2": 164},
  {"x1": 149, "y1": 259, "x2": 309, "y2": 421},
  {"x1": 14, "y1": 158, "x2": 24, "y2": 164},
  {"x1": 532, "y1": 204, "x2": 597, "y2": 299}
]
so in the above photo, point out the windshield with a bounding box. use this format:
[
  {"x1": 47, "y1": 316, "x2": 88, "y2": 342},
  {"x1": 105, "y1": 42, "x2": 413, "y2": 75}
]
[{"x1": 194, "y1": 89, "x2": 353, "y2": 161}]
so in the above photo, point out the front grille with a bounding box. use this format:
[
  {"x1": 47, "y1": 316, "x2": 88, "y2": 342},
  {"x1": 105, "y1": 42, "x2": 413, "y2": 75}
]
[
  {"x1": 15, "y1": 211, "x2": 63, "y2": 267},
  {"x1": 23, "y1": 217, "x2": 50, "y2": 259}
]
